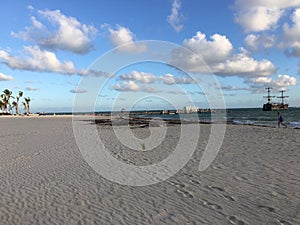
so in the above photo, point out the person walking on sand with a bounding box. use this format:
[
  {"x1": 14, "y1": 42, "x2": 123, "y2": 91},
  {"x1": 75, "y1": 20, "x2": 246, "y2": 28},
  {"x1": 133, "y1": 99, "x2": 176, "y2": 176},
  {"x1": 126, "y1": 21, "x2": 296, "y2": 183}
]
[{"x1": 277, "y1": 112, "x2": 287, "y2": 128}]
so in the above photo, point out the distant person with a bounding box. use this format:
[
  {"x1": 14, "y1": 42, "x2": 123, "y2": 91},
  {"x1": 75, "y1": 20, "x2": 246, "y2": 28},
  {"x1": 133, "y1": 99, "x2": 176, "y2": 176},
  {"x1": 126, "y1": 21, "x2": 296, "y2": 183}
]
[{"x1": 277, "y1": 112, "x2": 287, "y2": 128}]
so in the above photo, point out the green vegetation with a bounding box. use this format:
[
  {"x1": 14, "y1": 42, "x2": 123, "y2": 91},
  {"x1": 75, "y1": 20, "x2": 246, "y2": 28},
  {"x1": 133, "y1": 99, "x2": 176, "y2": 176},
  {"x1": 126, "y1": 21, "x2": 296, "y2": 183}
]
[
  {"x1": 140, "y1": 143, "x2": 146, "y2": 151},
  {"x1": 0, "y1": 89, "x2": 31, "y2": 115}
]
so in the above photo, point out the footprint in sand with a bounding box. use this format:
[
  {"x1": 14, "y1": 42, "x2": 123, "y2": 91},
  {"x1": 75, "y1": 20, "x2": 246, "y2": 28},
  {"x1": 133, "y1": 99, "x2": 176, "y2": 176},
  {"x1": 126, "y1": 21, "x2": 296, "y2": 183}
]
[
  {"x1": 211, "y1": 165, "x2": 223, "y2": 170},
  {"x1": 227, "y1": 215, "x2": 246, "y2": 225},
  {"x1": 206, "y1": 185, "x2": 236, "y2": 202},
  {"x1": 176, "y1": 189, "x2": 194, "y2": 198},
  {"x1": 189, "y1": 179, "x2": 200, "y2": 185},
  {"x1": 278, "y1": 219, "x2": 292, "y2": 225},
  {"x1": 202, "y1": 199, "x2": 223, "y2": 210},
  {"x1": 257, "y1": 205, "x2": 276, "y2": 213},
  {"x1": 169, "y1": 181, "x2": 185, "y2": 188},
  {"x1": 210, "y1": 186, "x2": 225, "y2": 192},
  {"x1": 223, "y1": 194, "x2": 236, "y2": 202},
  {"x1": 233, "y1": 175, "x2": 248, "y2": 181}
]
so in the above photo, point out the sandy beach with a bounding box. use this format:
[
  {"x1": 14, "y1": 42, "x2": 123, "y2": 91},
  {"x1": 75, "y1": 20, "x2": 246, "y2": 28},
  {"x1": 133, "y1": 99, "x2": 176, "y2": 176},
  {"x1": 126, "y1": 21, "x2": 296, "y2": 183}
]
[{"x1": 0, "y1": 116, "x2": 299, "y2": 225}]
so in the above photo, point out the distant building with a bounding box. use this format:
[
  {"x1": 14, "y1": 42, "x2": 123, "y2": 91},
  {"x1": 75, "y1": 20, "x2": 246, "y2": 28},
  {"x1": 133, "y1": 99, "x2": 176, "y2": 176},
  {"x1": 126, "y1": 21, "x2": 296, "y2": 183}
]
[{"x1": 184, "y1": 105, "x2": 199, "y2": 113}]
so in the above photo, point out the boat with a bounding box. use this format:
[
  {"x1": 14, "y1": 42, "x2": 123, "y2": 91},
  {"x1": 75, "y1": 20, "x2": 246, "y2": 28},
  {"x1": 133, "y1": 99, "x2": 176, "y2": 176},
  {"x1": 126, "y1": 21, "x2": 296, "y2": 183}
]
[{"x1": 263, "y1": 87, "x2": 289, "y2": 111}]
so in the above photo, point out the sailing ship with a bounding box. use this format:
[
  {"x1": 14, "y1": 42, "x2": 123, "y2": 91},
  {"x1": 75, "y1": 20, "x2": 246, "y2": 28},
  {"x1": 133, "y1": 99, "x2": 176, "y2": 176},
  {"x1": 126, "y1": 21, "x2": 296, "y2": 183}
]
[{"x1": 263, "y1": 87, "x2": 289, "y2": 111}]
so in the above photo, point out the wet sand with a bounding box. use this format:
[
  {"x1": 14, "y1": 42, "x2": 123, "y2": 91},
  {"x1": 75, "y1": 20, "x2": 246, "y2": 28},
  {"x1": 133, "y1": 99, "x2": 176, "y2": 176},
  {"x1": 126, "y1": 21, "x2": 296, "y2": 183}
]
[{"x1": 0, "y1": 116, "x2": 299, "y2": 224}]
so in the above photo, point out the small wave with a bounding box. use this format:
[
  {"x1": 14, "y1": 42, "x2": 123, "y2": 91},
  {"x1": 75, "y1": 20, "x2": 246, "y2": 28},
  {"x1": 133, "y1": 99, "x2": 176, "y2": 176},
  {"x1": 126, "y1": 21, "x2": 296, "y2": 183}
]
[
  {"x1": 232, "y1": 120, "x2": 255, "y2": 125},
  {"x1": 288, "y1": 121, "x2": 300, "y2": 128}
]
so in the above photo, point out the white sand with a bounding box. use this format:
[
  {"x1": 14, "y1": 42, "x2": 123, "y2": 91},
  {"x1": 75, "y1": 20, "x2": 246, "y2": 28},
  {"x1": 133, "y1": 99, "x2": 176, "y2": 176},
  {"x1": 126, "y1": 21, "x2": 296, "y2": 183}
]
[{"x1": 0, "y1": 116, "x2": 299, "y2": 225}]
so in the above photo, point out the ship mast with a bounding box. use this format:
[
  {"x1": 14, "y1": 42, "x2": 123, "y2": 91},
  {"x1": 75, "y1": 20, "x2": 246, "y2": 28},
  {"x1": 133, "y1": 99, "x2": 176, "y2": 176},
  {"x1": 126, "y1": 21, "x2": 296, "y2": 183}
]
[
  {"x1": 277, "y1": 90, "x2": 289, "y2": 104},
  {"x1": 263, "y1": 87, "x2": 275, "y2": 103}
]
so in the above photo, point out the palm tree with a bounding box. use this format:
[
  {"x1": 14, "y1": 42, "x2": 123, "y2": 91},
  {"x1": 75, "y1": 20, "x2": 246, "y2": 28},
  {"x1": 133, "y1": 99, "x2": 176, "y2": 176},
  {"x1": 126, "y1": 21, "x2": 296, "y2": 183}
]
[
  {"x1": 3, "y1": 89, "x2": 13, "y2": 114},
  {"x1": 0, "y1": 99, "x2": 5, "y2": 114},
  {"x1": 24, "y1": 97, "x2": 31, "y2": 115},
  {"x1": 1, "y1": 94, "x2": 9, "y2": 113},
  {"x1": 22, "y1": 101, "x2": 27, "y2": 112},
  {"x1": 14, "y1": 91, "x2": 23, "y2": 115},
  {"x1": 12, "y1": 101, "x2": 17, "y2": 115}
]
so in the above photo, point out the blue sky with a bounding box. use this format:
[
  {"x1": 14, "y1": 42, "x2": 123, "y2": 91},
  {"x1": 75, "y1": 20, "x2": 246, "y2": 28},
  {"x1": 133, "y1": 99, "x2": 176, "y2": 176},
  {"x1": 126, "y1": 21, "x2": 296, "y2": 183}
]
[{"x1": 0, "y1": 0, "x2": 299, "y2": 112}]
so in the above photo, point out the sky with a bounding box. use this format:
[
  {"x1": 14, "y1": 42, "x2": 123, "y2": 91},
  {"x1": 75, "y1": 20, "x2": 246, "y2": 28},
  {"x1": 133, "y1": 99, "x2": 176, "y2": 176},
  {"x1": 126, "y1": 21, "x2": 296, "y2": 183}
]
[{"x1": 0, "y1": 0, "x2": 299, "y2": 112}]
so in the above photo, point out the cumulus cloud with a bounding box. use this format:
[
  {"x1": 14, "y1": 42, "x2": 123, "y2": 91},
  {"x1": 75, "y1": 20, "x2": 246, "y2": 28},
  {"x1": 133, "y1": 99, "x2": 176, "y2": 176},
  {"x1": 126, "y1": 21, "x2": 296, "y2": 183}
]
[
  {"x1": 171, "y1": 31, "x2": 276, "y2": 77},
  {"x1": 106, "y1": 25, "x2": 147, "y2": 53},
  {"x1": 183, "y1": 32, "x2": 233, "y2": 64},
  {"x1": 113, "y1": 81, "x2": 140, "y2": 92},
  {"x1": 112, "y1": 81, "x2": 160, "y2": 93},
  {"x1": 120, "y1": 71, "x2": 156, "y2": 83},
  {"x1": 0, "y1": 72, "x2": 14, "y2": 81},
  {"x1": 160, "y1": 73, "x2": 195, "y2": 85},
  {"x1": 282, "y1": 8, "x2": 300, "y2": 57},
  {"x1": 0, "y1": 47, "x2": 111, "y2": 77},
  {"x1": 213, "y1": 48, "x2": 276, "y2": 77},
  {"x1": 70, "y1": 88, "x2": 87, "y2": 94},
  {"x1": 235, "y1": 7, "x2": 282, "y2": 32},
  {"x1": 119, "y1": 71, "x2": 195, "y2": 86},
  {"x1": 244, "y1": 34, "x2": 276, "y2": 51},
  {"x1": 233, "y1": 0, "x2": 300, "y2": 32},
  {"x1": 0, "y1": 46, "x2": 76, "y2": 75},
  {"x1": 252, "y1": 74, "x2": 297, "y2": 89},
  {"x1": 12, "y1": 9, "x2": 97, "y2": 54},
  {"x1": 167, "y1": 0, "x2": 184, "y2": 32}
]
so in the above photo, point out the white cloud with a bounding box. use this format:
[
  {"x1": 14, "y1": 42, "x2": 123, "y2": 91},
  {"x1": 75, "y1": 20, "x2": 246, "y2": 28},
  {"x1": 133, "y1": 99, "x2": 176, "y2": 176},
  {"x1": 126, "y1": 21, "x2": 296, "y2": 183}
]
[
  {"x1": 26, "y1": 86, "x2": 39, "y2": 91},
  {"x1": 234, "y1": 0, "x2": 300, "y2": 32},
  {"x1": 167, "y1": 90, "x2": 187, "y2": 95},
  {"x1": 141, "y1": 85, "x2": 160, "y2": 93},
  {"x1": 252, "y1": 76, "x2": 272, "y2": 84},
  {"x1": 244, "y1": 34, "x2": 275, "y2": 51},
  {"x1": 171, "y1": 32, "x2": 276, "y2": 77},
  {"x1": 27, "y1": 5, "x2": 34, "y2": 10},
  {"x1": 0, "y1": 72, "x2": 14, "y2": 81},
  {"x1": 120, "y1": 71, "x2": 156, "y2": 83},
  {"x1": 221, "y1": 85, "x2": 250, "y2": 91},
  {"x1": 183, "y1": 32, "x2": 233, "y2": 64},
  {"x1": 113, "y1": 81, "x2": 140, "y2": 92},
  {"x1": 12, "y1": 9, "x2": 97, "y2": 54},
  {"x1": 78, "y1": 69, "x2": 113, "y2": 77},
  {"x1": 274, "y1": 74, "x2": 297, "y2": 87},
  {"x1": 0, "y1": 46, "x2": 76, "y2": 75},
  {"x1": 107, "y1": 25, "x2": 147, "y2": 53},
  {"x1": 0, "y1": 47, "x2": 114, "y2": 77},
  {"x1": 160, "y1": 73, "x2": 195, "y2": 85},
  {"x1": 167, "y1": 0, "x2": 184, "y2": 32},
  {"x1": 213, "y1": 48, "x2": 276, "y2": 77},
  {"x1": 160, "y1": 73, "x2": 176, "y2": 85},
  {"x1": 252, "y1": 74, "x2": 297, "y2": 89},
  {"x1": 70, "y1": 88, "x2": 87, "y2": 94},
  {"x1": 282, "y1": 8, "x2": 300, "y2": 57},
  {"x1": 235, "y1": 7, "x2": 282, "y2": 32},
  {"x1": 112, "y1": 81, "x2": 160, "y2": 93}
]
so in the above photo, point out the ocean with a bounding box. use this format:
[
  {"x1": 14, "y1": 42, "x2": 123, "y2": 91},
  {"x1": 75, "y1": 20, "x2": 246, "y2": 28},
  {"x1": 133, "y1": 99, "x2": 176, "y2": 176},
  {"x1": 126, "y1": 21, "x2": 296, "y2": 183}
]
[
  {"x1": 134, "y1": 107, "x2": 300, "y2": 129},
  {"x1": 52, "y1": 107, "x2": 300, "y2": 128}
]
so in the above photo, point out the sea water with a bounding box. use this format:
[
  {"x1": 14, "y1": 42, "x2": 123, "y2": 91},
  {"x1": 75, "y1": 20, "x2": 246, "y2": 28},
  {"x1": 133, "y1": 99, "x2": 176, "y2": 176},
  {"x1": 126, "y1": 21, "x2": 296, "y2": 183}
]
[{"x1": 136, "y1": 107, "x2": 300, "y2": 129}]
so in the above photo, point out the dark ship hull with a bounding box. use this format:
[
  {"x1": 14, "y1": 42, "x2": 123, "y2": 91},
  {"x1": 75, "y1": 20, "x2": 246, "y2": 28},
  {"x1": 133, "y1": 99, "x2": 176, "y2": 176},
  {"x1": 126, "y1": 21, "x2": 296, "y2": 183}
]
[{"x1": 263, "y1": 103, "x2": 288, "y2": 111}]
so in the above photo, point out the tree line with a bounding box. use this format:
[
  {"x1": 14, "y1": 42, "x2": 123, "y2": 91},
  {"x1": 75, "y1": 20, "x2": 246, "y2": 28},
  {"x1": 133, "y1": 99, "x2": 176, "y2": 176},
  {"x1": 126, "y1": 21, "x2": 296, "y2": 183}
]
[{"x1": 0, "y1": 89, "x2": 31, "y2": 115}]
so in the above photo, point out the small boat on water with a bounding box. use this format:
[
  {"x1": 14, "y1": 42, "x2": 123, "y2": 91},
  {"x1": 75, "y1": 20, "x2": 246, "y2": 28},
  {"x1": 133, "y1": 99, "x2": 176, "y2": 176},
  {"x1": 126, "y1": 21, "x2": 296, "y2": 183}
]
[{"x1": 263, "y1": 87, "x2": 289, "y2": 111}]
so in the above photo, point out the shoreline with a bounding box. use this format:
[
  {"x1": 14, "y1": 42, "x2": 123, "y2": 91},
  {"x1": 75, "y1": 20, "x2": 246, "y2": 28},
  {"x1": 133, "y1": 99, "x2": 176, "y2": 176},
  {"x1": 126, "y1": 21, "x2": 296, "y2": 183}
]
[{"x1": 1, "y1": 114, "x2": 299, "y2": 129}]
